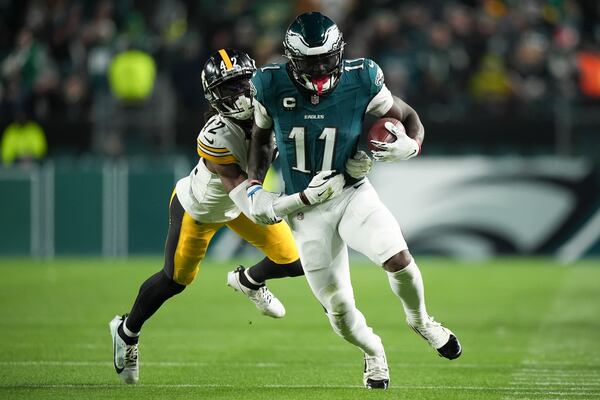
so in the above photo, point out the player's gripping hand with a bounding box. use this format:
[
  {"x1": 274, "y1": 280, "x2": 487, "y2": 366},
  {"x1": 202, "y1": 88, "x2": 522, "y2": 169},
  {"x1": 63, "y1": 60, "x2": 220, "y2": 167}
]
[
  {"x1": 300, "y1": 171, "x2": 345, "y2": 205},
  {"x1": 371, "y1": 121, "x2": 420, "y2": 162},
  {"x1": 247, "y1": 183, "x2": 281, "y2": 225},
  {"x1": 345, "y1": 150, "x2": 373, "y2": 179}
]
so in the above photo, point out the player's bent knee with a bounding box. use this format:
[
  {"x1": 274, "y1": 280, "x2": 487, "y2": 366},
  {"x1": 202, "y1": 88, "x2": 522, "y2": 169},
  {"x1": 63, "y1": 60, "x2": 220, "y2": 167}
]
[
  {"x1": 326, "y1": 291, "x2": 355, "y2": 315},
  {"x1": 172, "y1": 267, "x2": 199, "y2": 286},
  {"x1": 382, "y1": 250, "x2": 412, "y2": 272},
  {"x1": 162, "y1": 271, "x2": 187, "y2": 294},
  {"x1": 326, "y1": 307, "x2": 360, "y2": 340}
]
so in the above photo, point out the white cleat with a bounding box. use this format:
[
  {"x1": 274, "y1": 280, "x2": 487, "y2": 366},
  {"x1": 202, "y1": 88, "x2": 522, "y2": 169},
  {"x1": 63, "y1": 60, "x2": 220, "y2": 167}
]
[
  {"x1": 109, "y1": 315, "x2": 139, "y2": 384},
  {"x1": 408, "y1": 316, "x2": 462, "y2": 360},
  {"x1": 363, "y1": 352, "x2": 390, "y2": 389},
  {"x1": 226, "y1": 266, "x2": 286, "y2": 318}
]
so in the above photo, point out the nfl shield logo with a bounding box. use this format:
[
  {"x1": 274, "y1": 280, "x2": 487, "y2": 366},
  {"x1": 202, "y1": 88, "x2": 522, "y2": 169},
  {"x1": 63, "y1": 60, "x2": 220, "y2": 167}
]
[{"x1": 311, "y1": 95, "x2": 319, "y2": 105}]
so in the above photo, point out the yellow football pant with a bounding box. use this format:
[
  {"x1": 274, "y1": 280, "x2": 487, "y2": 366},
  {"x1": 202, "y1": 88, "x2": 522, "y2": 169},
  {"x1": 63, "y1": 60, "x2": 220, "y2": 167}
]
[{"x1": 163, "y1": 193, "x2": 299, "y2": 285}]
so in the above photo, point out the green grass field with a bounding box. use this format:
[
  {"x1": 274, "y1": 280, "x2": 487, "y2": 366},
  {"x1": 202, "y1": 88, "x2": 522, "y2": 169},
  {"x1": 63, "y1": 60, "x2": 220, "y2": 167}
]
[{"x1": 0, "y1": 257, "x2": 599, "y2": 399}]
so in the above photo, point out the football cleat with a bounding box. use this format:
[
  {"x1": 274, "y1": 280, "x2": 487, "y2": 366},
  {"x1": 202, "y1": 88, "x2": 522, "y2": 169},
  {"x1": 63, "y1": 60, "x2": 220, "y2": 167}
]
[
  {"x1": 408, "y1": 316, "x2": 462, "y2": 360},
  {"x1": 226, "y1": 266, "x2": 286, "y2": 318},
  {"x1": 109, "y1": 315, "x2": 139, "y2": 384},
  {"x1": 363, "y1": 352, "x2": 389, "y2": 389}
]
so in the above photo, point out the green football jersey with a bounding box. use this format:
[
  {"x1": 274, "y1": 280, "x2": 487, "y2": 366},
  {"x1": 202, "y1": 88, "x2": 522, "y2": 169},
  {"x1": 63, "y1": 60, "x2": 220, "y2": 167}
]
[{"x1": 251, "y1": 58, "x2": 387, "y2": 195}]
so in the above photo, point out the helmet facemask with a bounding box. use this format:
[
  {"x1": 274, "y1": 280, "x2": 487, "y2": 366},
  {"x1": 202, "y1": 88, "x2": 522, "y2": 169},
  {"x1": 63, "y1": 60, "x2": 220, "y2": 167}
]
[
  {"x1": 286, "y1": 46, "x2": 344, "y2": 96},
  {"x1": 205, "y1": 74, "x2": 255, "y2": 120},
  {"x1": 201, "y1": 49, "x2": 257, "y2": 121}
]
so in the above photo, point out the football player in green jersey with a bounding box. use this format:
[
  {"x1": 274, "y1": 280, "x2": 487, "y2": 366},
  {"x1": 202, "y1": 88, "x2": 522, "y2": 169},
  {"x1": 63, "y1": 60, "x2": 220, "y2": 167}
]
[{"x1": 245, "y1": 12, "x2": 462, "y2": 389}]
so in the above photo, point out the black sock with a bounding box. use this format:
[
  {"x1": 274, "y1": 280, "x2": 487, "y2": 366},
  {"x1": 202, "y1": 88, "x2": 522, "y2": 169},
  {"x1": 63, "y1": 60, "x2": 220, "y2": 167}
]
[
  {"x1": 118, "y1": 321, "x2": 138, "y2": 345},
  {"x1": 238, "y1": 268, "x2": 263, "y2": 290},
  {"x1": 125, "y1": 270, "x2": 185, "y2": 333},
  {"x1": 246, "y1": 258, "x2": 304, "y2": 283}
]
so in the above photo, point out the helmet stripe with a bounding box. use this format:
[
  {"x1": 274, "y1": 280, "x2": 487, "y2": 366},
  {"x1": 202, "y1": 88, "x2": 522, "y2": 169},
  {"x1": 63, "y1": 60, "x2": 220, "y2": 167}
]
[{"x1": 218, "y1": 49, "x2": 234, "y2": 70}]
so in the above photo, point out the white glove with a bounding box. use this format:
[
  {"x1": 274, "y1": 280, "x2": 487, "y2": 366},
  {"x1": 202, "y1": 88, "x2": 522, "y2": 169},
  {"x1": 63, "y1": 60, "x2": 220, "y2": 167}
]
[
  {"x1": 247, "y1": 184, "x2": 281, "y2": 225},
  {"x1": 345, "y1": 150, "x2": 373, "y2": 179},
  {"x1": 300, "y1": 171, "x2": 345, "y2": 205},
  {"x1": 371, "y1": 121, "x2": 420, "y2": 162}
]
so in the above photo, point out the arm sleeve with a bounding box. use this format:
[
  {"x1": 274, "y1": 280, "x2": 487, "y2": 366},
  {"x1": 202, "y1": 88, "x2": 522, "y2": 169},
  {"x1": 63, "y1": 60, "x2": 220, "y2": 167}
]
[
  {"x1": 228, "y1": 180, "x2": 257, "y2": 223},
  {"x1": 273, "y1": 193, "x2": 304, "y2": 217}
]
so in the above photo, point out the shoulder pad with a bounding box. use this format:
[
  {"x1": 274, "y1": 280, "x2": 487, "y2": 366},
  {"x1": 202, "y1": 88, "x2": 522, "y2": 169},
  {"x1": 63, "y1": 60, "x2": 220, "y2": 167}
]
[
  {"x1": 364, "y1": 58, "x2": 384, "y2": 87},
  {"x1": 196, "y1": 116, "x2": 238, "y2": 165}
]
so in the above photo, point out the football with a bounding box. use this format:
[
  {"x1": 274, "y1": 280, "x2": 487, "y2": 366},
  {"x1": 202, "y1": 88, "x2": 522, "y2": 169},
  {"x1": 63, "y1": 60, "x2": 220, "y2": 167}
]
[{"x1": 367, "y1": 117, "x2": 404, "y2": 152}]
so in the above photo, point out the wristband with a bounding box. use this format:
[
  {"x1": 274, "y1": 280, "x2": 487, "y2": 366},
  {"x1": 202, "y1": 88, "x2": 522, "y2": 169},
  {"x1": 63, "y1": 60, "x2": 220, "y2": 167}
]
[
  {"x1": 299, "y1": 191, "x2": 310, "y2": 206},
  {"x1": 247, "y1": 185, "x2": 263, "y2": 198}
]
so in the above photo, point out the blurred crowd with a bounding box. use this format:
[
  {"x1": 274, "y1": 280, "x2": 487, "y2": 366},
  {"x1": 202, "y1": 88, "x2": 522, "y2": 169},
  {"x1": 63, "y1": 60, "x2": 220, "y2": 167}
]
[{"x1": 1, "y1": 0, "x2": 600, "y2": 160}]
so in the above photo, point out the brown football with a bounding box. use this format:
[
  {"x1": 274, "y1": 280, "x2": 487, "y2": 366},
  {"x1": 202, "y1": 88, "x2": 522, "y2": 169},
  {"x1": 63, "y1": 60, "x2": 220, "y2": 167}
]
[{"x1": 367, "y1": 117, "x2": 404, "y2": 152}]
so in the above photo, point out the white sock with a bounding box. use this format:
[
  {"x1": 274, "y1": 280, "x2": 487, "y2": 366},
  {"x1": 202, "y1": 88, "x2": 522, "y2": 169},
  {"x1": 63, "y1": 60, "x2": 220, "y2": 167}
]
[
  {"x1": 123, "y1": 317, "x2": 140, "y2": 337},
  {"x1": 386, "y1": 259, "x2": 428, "y2": 326}
]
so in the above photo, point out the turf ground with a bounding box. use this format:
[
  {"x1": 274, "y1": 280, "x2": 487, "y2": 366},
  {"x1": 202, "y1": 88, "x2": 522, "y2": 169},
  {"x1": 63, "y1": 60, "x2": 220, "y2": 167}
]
[{"x1": 0, "y1": 257, "x2": 599, "y2": 399}]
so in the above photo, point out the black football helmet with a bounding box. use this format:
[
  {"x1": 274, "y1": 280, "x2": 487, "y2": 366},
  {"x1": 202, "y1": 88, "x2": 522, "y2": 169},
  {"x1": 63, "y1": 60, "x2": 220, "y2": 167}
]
[
  {"x1": 201, "y1": 48, "x2": 256, "y2": 120},
  {"x1": 283, "y1": 12, "x2": 345, "y2": 96}
]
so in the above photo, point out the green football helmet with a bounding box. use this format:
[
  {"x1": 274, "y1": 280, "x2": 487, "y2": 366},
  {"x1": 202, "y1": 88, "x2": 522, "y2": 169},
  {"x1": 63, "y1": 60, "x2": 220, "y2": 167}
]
[{"x1": 283, "y1": 12, "x2": 345, "y2": 96}]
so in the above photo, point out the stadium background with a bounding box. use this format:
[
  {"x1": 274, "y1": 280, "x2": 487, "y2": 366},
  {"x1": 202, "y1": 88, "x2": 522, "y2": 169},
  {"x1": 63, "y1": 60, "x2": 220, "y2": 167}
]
[
  {"x1": 1, "y1": 0, "x2": 599, "y2": 260},
  {"x1": 1, "y1": 1, "x2": 600, "y2": 399}
]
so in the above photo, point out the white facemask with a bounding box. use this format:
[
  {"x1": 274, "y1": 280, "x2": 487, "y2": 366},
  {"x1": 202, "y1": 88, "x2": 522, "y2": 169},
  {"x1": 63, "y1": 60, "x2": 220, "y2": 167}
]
[{"x1": 222, "y1": 94, "x2": 254, "y2": 120}]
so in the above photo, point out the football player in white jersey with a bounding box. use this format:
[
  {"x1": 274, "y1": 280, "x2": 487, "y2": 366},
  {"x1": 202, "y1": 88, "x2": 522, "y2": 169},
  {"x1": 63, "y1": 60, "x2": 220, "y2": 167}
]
[
  {"x1": 247, "y1": 13, "x2": 462, "y2": 389},
  {"x1": 109, "y1": 48, "x2": 344, "y2": 384}
]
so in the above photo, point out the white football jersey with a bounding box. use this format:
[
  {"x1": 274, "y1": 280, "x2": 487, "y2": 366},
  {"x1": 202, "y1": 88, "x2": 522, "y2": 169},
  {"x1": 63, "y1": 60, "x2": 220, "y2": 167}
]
[{"x1": 176, "y1": 114, "x2": 250, "y2": 223}]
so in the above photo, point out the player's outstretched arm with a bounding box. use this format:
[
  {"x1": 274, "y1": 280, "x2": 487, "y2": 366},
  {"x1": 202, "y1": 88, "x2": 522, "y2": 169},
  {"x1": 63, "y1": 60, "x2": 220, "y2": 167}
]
[
  {"x1": 208, "y1": 159, "x2": 278, "y2": 224},
  {"x1": 228, "y1": 170, "x2": 345, "y2": 225},
  {"x1": 205, "y1": 145, "x2": 341, "y2": 224}
]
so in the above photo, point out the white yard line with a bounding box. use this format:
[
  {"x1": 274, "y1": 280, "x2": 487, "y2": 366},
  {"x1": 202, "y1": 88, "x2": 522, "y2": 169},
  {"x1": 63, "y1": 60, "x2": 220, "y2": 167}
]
[
  {"x1": 0, "y1": 383, "x2": 599, "y2": 395},
  {"x1": 3, "y1": 360, "x2": 597, "y2": 370},
  {"x1": 0, "y1": 361, "x2": 282, "y2": 368},
  {"x1": 510, "y1": 381, "x2": 600, "y2": 387}
]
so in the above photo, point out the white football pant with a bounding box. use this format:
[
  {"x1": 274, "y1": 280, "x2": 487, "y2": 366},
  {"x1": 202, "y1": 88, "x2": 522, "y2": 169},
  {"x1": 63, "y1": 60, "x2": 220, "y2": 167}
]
[{"x1": 287, "y1": 180, "x2": 408, "y2": 356}]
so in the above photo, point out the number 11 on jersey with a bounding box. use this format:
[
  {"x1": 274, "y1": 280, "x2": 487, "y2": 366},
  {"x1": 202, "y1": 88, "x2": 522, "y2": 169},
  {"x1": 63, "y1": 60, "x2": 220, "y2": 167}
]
[{"x1": 289, "y1": 127, "x2": 337, "y2": 173}]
